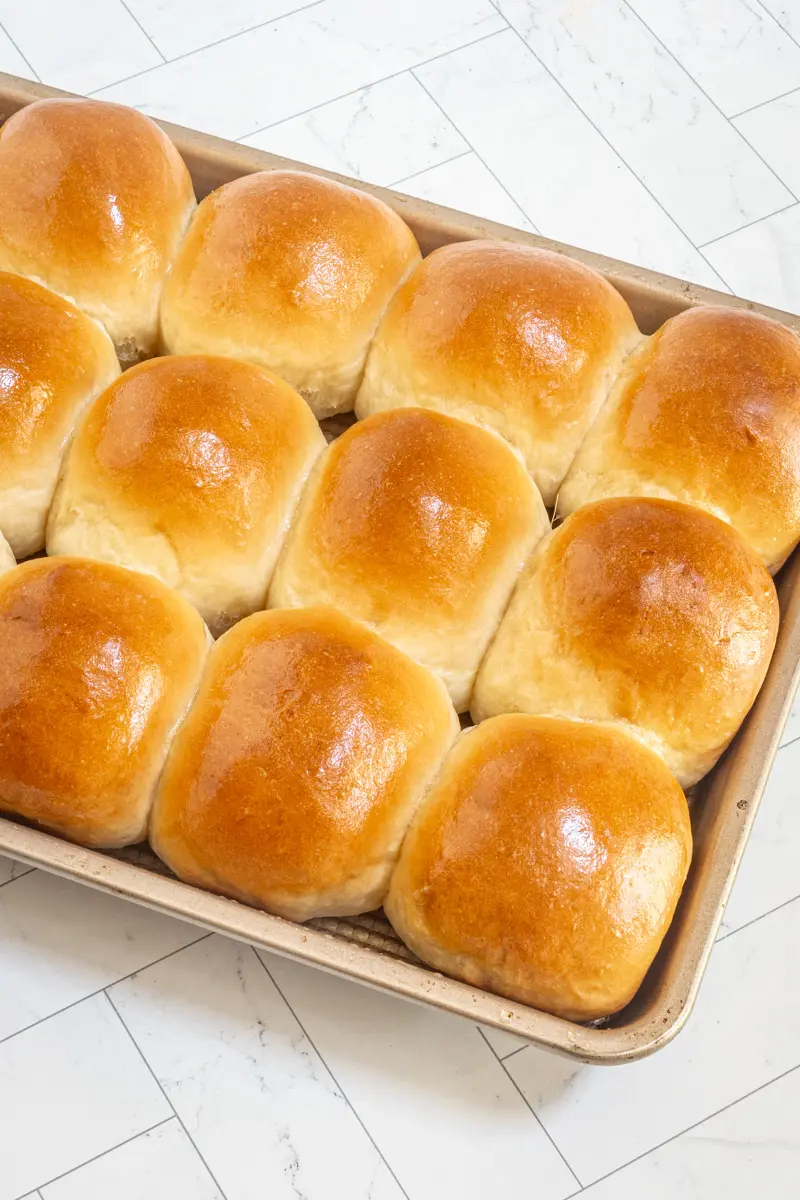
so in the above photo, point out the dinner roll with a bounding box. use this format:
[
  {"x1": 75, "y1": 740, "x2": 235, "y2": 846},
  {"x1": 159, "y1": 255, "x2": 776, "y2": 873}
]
[
  {"x1": 560, "y1": 306, "x2": 800, "y2": 571},
  {"x1": 151, "y1": 606, "x2": 459, "y2": 921},
  {"x1": 0, "y1": 272, "x2": 120, "y2": 558},
  {"x1": 0, "y1": 557, "x2": 210, "y2": 848},
  {"x1": 269, "y1": 408, "x2": 549, "y2": 709},
  {"x1": 355, "y1": 241, "x2": 641, "y2": 504},
  {"x1": 160, "y1": 170, "x2": 420, "y2": 418},
  {"x1": 385, "y1": 715, "x2": 692, "y2": 1022},
  {"x1": 0, "y1": 98, "x2": 195, "y2": 364},
  {"x1": 472, "y1": 498, "x2": 778, "y2": 786},
  {"x1": 47, "y1": 355, "x2": 325, "y2": 635}
]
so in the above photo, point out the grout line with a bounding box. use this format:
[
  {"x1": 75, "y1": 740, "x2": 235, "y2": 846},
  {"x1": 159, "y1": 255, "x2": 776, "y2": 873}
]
[
  {"x1": 779, "y1": 729, "x2": 800, "y2": 750},
  {"x1": 0, "y1": 865, "x2": 34, "y2": 888},
  {"x1": 621, "y1": 0, "x2": 799, "y2": 203},
  {"x1": 234, "y1": 28, "x2": 508, "y2": 144},
  {"x1": 19, "y1": 1116, "x2": 174, "y2": 1199},
  {"x1": 561, "y1": 1060, "x2": 800, "y2": 1197},
  {"x1": 0, "y1": 19, "x2": 40, "y2": 81},
  {"x1": 0, "y1": 931, "x2": 212, "y2": 1050},
  {"x1": 252, "y1": 948, "x2": 412, "y2": 1200},
  {"x1": 105, "y1": 990, "x2": 230, "y2": 1200},
  {"x1": 411, "y1": 68, "x2": 540, "y2": 233},
  {"x1": 485, "y1": 4, "x2": 733, "y2": 292},
  {"x1": 497, "y1": 1041, "x2": 529, "y2": 1063},
  {"x1": 698, "y1": 200, "x2": 800, "y2": 247},
  {"x1": 730, "y1": 82, "x2": 800, "y2": 121},
  {"x1": 476, "y1": 1026, "x2": 584, "y2": 1190},
  {"x1": 716, "y1": 891, "x2": 800, "y2": 943},
  {"x1": 86, "y1": 0, "x2": 326, "y2": 95},
  {"x1": 119, "y1": 0, "x2": 167, "y2": 63},
  {"x1": 388, "y1": 149, "x2": 473, "y2": 190},
  {"x1": 754, "y1": 0, "x2": 800, "y2": 56}
]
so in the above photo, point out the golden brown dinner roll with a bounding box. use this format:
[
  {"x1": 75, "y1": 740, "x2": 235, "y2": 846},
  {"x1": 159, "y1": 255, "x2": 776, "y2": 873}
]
[
  {"x1": 560, "y1": 306, "x2": 800, "y2": 571},
  {"x1": 0, "y1": 98, "x2": 195, "y2": 364},
  {"x1": 160, "y1": 170, "x2": 420, "y2": 418},
  {"x1": 269, "y1": 408, "x2": 549, "y2": 709},
  {"x1": 355, "y1": 241, "x2": 641, "y2": 504},
  {"x1": 0, "y1": 557, "x2": 210, "y2": 848},
  {"x1": 0, "y1": 272, "x2": 120, "y2": 558},
  {"x1": 47, "y1": 355, "x2": 325, "y2": 635},
  {"x1": 472, "y1": 498, "x2": 779, "y2": 786},
  {"x1": 151, "y1": 606, "x2": 459, "y2": 921},
  {"x1": 385, "y1": 714, "x2": 692, "y2": 1022}
]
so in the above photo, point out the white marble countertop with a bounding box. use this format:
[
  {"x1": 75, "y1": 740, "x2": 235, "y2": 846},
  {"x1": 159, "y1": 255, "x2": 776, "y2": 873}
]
[{"x1": 1, "y1": 3, "x2": 800, "y2": 1197}]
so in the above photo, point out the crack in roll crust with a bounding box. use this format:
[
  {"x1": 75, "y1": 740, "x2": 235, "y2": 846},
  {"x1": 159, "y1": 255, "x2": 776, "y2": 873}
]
[
  {"x1": 0, "y1": 557, "x2": 210, "y2": 849},
  {"x1": 355, "y1": 240, "x2": 642, "y2": 504},
  {"x1": 0, "y1": 98, "x2": 195, "y2": 363},
  {"x1": 47, "y1": 355, "x2": 326, "y2": 635},
  {"x1": 472, "y1": 498, "x2": 779, "y2": 786},
  {"x1": 159, "y1": 170, "x2": 421, "y2": 418},
  {"x1": 560, "y1": 305, "x2": 800, "y2": 570},
  {"x1": 150, "y1": 606, "x2": 459, "y2": 922},
  {"x1": 269, "y1": 407, "x2": 550, "y2": 710},
  {"x1": 385, "y1": 714, "x2": 692, "y2": 1023},
  {"x1": 0, "y1": 271, "x2": 120, "y2": 558}
]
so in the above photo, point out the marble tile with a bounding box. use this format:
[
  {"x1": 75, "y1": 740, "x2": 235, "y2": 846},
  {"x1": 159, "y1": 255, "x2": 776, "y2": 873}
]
[
  {"x1": 394, "y1": 152, "x2": 535, "y2": 232},
  {"x1": 0, "y1": 993, "x2": 169, "y2": 1200},
  {"x1": 0, "y1": 0, "x2": 162, "y2": 94},
  {"x1": 780, "y1": 691, "x2": 800, "y2": 746},
  {"x1": 735, "y1": 92, "x2": 800, "y2": 194},
  {"x1": 242, "y1": 72, "x2": 468, "y2": 187},
  {"x1": 95, "y1": 0, "x2": 505, "y2": 139},
  {"x1": 0, "y1": 24, "x2": 35, "y2": 79},
  {"x1": 42, "y1": 1120, "x2": 223, "y2": 1200},
  {"x1": 0, "y1": 869, "x2": 204, "y2": 1041},
  {"x1": 0, "y1": 854, "x2": 33, "y2": 887},
  {"x1": 124, "y1": 0, "x2": 316, "y2": 60},
  {"x1": 760, "y1": 2, "x2": 800, "y2": 45},
  {"x1": 498, "y1": 0, "x2": 793, "y2": 244},
  {"x1": 263, "y1": 951, "x2": 577, "y2": 1200},
  {"x1": 717, "y1": 739, "x2": 800, "y2": 937},
  {"x1": 626, "y1": 0, "x2": 800, "y2": 118},
  {"x1": 580, "y1": 1064, "x2": 800, "y2": 1198},
  {"x1": 109, "y1": 936, "x2": 402, "y2": 1200},
  {"x1": 415, "y1": 31, "x2": 727, "y2": 288},
  {"x1": 506, "y1": 895, "x2": 800, "y2": 1184},
  {"x1": 479, "y1": 1025, "x2": 528, "y2": 1059},
  {"x1": 702, "y1": 202, "x2": 800, "y2": 311}
]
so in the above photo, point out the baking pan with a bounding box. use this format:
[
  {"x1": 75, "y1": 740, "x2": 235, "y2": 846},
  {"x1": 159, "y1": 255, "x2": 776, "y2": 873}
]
[{"x1": 0, "y1": 71, "x2": 797, "y2": 1065}]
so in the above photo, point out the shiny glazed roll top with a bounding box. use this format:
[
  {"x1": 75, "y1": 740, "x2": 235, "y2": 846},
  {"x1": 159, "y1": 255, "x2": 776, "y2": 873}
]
[
  {"x1": 0, "y1": 98, "x2": 195, "y2": 364},
  {"x1": 0, "y1": 557, "x2": 210, "y2": 848},
  {"x1": 471, "y1": 497, "x2": 779, "y2": 786},
  {"x1": 385, "y1": 714, "x2": 692, "y2": 1022},
  {"x1": 269, "y1": 407, "x2": 550, "y2": 710},
  {"x1": 355, "y1": 240, "x2": 642, "y2": 504},
  {"x1": 160, "y1": 170, "x2": 421, "y2": 418},
  {"x1": 150, "y1": 607, "x2": 459, "y2": 922}
]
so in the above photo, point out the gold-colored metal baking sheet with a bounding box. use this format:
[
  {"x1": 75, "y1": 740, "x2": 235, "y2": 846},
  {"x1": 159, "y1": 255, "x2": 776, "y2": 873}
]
[{"x1": 0, "y1": 71, "x2": 797, "y2": 1064}]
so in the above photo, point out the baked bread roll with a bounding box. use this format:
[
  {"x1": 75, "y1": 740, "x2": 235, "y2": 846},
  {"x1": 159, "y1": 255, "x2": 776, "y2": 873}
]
[
  {"x1": 560, "y1": 305, "x2": 800, "y2": 571},
  {"x1": 47, "y1": 355, "x2": 325, "y2": 635},
  {"x1": 0, "y1": 272, "x2": 120, "y2": 558},
  {"x1": 0, "y1": 557, "x2": 210, "y2": 848},
  {"x1": 0, "y1": 98, "x2": 195, "y2": 365},
  {"x1": 269, "y1": 408, "x2": 549, "y2": 709},
  {"x1": 385, "y1": 714, "x2": 692, "y2": 1022},
  {"x1": 151, "y1": 606, "x2": 459, "y2": 921},
  {"x1": 355, "y1": 241, "x2": 641, "y2": 504},
  {"x1": 160, "y1": 170, "x2": 420, "y2": 418},
  {"x1": 472, "y1": 498, "x2": 779, "y2": 786}
]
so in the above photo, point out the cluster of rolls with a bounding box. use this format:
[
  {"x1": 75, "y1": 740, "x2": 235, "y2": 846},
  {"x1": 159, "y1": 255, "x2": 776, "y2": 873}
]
[{"x1": 0, "y1": 96, "x2": 793, "y2": 1024}]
